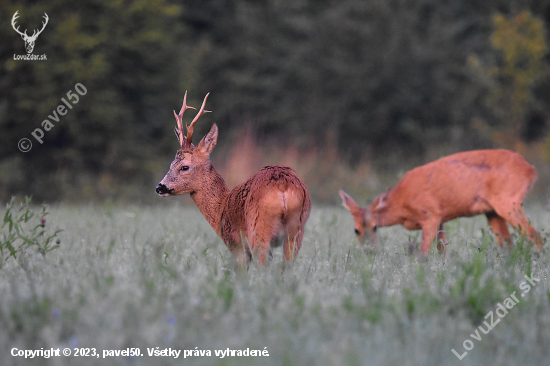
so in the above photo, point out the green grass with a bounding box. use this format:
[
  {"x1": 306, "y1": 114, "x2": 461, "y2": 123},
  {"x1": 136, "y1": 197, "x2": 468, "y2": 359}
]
[{"x1": 1, "y1": 201, "x2": 549, "y2": 366}]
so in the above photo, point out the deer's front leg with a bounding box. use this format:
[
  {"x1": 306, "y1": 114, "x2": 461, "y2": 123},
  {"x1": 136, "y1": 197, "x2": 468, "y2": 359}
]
[{"x1": 420, "y1": 219, "x2": 441, "y2": 254}]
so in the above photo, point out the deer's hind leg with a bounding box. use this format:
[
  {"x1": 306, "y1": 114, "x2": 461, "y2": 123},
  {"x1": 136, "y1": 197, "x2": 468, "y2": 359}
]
[
  {"x1": 235, "y1": 249, "x2": 252, "y2": 269},
  {"x1": 246, "y1": 231, "x2": 272, "y2": 265},
  {"x1": 485, "y1": 211, "x2": 511, "y2": 246},
  {"x1": 283, "y1": 229, "x2": 303, "y2": 262},
  {"x1": 436, "y1": 224, "x2": 447, "y2": 256},
  {"x1": 250, "y1": 220, "x2": 302, "y2": 264},
  {"x1": 492, "y1": 202, "x2": 542, "y2": 251},
  {"x1": 282, "y1": 206, "x2": 307, "y2": 261},
  {"x1": 246, "y1": 214, "x2": 280, "y2": 266}
]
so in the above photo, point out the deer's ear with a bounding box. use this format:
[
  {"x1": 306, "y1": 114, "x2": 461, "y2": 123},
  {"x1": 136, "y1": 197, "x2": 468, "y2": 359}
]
[
  {"x1": 373, "y1": 191, "x2": 389, "y2": 211},
  {"x1": 339, "y1": 190, "x2": 364, "y2": 214},
  {"x1": 340, "y1": 190, "x2": 356, "y2": 211},
  {"x1": 197, "y1": 124, "x2": 218, "y2": 155}
]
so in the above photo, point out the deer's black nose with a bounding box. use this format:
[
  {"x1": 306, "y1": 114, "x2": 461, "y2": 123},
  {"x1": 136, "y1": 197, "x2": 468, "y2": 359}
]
[{"x1": 156, "y1": 183, "x2": 173, "y2": 195}]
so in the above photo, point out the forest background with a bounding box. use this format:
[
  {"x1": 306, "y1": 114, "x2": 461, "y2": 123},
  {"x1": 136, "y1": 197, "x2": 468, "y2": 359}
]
[{"x1": 1, "y1": 0, "x2": 550, "y2": 204}]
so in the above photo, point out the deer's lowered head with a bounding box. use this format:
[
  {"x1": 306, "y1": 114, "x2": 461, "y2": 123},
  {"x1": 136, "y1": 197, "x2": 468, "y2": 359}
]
[
  {"x1": 339, "y1": 190, "x2": 382, "y2": 245},
  {"x1": 12, "y1": 11, "x2": 49, "y2": 54}
]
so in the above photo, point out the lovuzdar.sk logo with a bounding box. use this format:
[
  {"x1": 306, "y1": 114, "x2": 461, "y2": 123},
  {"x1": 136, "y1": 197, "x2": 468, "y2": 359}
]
[{"x1": 12, "y1": 10, "x2": 48, "y2": 61}]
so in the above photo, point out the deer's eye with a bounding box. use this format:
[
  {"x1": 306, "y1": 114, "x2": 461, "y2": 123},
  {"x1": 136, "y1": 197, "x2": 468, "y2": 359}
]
[{"x1": 180, "y1": 166, "x2": 189, "y2": 172}]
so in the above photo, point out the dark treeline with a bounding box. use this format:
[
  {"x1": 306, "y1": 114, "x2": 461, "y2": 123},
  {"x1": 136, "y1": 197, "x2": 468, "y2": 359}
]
[{"x1": 1, "y1": 0, "x2": 549, "y2": 203}]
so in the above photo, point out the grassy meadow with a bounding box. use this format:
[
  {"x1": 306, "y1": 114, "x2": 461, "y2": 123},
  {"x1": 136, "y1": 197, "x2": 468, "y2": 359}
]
[{"x1": 0, "y1": 200, "x2": 549, "y2": 366}]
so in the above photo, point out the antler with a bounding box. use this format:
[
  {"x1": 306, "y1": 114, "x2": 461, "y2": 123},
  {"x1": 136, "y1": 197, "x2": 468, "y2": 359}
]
[
  {"x1": 173, "y1": 91, "x2": 196, "y2": 148},
  {"x1": 11, "y1": 11, "x2": 27, "y2": 37},
  {"x1": 11, "y1": 11, "x2": 48, "y2": 39},
  {"x1": 185, "y1": 93, "x2": 211, "y2": 148},
  {"x1": 31, "y1": 13, "x2": 49, "y2": 39}
]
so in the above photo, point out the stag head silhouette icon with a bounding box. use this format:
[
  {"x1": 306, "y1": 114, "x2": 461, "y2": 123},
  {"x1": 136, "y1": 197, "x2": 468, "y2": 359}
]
[{"x1": 12, "y1": 11, "x2": 49, "y2": 54}]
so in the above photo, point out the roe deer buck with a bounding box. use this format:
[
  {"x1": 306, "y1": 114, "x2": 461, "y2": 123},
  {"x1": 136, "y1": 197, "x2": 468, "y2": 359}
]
[
  {"x1": 156, "y1": 92, "x2": 311, "y2": 266},
  {"x1": 340, "y1": 149, "x2": 543, "y2": 255}
]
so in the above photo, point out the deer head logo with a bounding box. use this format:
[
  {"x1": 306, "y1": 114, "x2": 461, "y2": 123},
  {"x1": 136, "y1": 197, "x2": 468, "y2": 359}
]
[{"x1": 11, "y1": 11, "x2": 49, "y2": 54}]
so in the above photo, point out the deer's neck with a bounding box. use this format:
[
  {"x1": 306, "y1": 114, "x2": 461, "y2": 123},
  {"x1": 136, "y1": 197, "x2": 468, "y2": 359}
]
[
  {"x1": 373, "y1": 209, "x2": 400, "y2": 227},
  {"x1": 369, "y1": 197, "x2": 401, "y2": 228},
  {"x1": 190, "y1": 164, "x2": 230, "y2": 237}
]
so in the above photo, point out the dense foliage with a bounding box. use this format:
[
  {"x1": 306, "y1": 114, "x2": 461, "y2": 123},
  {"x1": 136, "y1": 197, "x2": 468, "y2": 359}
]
[{"x1": 1, "y1": 0, "x2": 550, "y2": 202}]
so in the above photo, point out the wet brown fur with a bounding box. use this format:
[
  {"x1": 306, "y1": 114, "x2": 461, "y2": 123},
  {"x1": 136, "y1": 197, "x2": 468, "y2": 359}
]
[
  {"x1": 160, "y1": 122, "x2": 311, "y2": 267},
  {"x1": 340, "y1": 149, "x2": 542, "y2": 255}
]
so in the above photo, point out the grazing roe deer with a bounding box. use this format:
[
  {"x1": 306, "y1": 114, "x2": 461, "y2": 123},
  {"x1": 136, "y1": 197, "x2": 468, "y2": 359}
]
[
  {"x1": 156, "y1": 92, "x2": 311, "y2": 266},
  {"x1": 340, "y1": 149, "x2": 543, "y2": 255}
]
